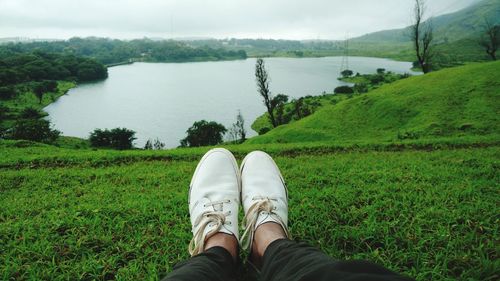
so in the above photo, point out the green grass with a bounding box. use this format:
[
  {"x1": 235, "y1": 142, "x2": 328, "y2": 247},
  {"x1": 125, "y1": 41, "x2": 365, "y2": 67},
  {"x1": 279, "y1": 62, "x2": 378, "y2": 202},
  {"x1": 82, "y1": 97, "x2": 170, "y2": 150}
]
[
  {"x1": 1, "y1": 61, "x2": 499, "y2": 280},
  {"x1": 0, "y1": 143, "x2": 498, "y2": 280},
  {"x1": 248, "y1": 61, "x2": 500, "y2": 145}
]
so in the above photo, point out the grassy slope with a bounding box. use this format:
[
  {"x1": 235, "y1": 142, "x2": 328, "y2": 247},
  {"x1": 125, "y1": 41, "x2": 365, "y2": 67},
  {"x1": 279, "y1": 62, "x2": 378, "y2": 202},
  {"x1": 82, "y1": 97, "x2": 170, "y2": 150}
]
[
  {"x1": 353, "y1": 0, "x2": 500, "y2": 44},
  {"x1": 247, "y1": 61, "x2": 500, "y2": 144},
  {"x1": 348, "y1": 0, "x2": 500, "y2": 65},
  {"x1": 251, "y1": 94, "x2": 347, "y2": 135}
]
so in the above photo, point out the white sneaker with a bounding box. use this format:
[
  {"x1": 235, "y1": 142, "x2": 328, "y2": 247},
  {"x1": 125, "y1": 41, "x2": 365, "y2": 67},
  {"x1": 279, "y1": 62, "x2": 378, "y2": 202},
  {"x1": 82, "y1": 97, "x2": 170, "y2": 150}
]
[
  {"x1": 240, "y1": 151, "x2": 291, "y2": 251},
  {"x1": 188, "y1": 148, "x2": 241, "y2": 256}
]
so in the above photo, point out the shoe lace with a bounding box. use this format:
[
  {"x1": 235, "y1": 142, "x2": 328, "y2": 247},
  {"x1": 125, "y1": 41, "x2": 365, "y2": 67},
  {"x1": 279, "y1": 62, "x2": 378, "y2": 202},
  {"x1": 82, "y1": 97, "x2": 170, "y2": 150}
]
[
  {"x1": 189, "y1": 199, "x2": 231, "y2": 256},
  {"x1": 240, "y1": 196, "x2": 290, "y2": 250}
]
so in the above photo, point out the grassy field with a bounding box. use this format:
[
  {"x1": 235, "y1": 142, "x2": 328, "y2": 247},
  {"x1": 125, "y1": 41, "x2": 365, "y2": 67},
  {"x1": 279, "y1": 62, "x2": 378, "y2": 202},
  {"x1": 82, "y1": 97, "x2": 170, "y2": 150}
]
[
  {"x1": 1, "y1": 61, "x2": 499, "y2": 280},
  {"x1": 0, "y1": 141, "x2": 498, "y2": 281}
]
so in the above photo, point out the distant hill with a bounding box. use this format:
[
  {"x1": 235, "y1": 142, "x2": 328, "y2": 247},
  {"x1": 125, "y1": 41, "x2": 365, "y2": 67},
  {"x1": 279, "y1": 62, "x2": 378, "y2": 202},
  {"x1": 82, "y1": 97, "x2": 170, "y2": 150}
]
[
  {"x1": 353, "y1": 0, "x2": 500, "y2": 44},
  {"x1": 347, "y1": 0, "x2": 500, "y2": 67},
  {"x1": 246, "y1": 61, "x2": 500, "y2": 144}
]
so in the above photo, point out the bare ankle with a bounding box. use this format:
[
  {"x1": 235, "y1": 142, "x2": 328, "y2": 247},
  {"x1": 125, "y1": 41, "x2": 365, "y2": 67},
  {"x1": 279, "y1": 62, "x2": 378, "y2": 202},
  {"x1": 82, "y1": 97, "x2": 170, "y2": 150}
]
[
  {"x1": 251, "y1": 222, "x2": 287, "y2": 264},
  {"x1": 205, "y1": 233, "x2": 239, "y2": 261}
]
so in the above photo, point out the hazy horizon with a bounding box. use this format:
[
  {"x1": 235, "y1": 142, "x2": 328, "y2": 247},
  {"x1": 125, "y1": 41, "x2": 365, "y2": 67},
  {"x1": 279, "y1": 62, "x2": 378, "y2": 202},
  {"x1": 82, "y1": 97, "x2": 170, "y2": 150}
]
[{"x1": 0, "y1": 0, "x2": 481, "y2": 41}]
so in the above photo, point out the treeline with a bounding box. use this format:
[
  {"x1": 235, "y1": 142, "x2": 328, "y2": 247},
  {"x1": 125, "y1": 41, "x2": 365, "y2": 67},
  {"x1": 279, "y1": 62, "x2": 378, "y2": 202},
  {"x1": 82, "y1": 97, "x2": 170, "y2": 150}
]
[
  {"x1": 0, "y1": 51, "x2": 108, "y2": 88},
  {"x1": 0, "y1": 38, "x2": 248, "y2": 65}
]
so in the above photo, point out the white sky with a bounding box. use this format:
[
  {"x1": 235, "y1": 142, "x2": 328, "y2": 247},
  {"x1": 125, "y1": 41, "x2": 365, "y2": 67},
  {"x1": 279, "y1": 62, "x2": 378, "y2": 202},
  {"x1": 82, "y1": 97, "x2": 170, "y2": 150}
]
[{"x1": 0, "y1": 0, "x2": 481, "y2": 40}]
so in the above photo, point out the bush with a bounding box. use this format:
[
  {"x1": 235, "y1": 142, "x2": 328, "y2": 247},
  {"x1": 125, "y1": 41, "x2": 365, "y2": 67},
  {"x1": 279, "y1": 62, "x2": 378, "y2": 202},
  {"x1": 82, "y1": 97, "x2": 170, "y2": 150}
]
[
  {"x1": 144, "y1": 138, "x2": 165, "y2": 150},
  {"x1": 9, "y1": 119, "x2": 60, "y2": 143},
  {"x1": 180, "y1": 120, "x2": 226, "y2": 147},
  {"x1": 334, "y1": 86, "x2": 355, "y2": 94},
  {"x1": 354, "y1": 83, "x2": 369, "y2": 93},
  {"x1": 0, "y1": 105, "x2": 9, "y2": 121},
  {"x1": 0, "y1": 86, "x2": 16, "y2": 99},
  {"x1": 19, "y1": 107, "x2": 44, "y2": 119},
  {"x1": 258, "y1": 127, "x2": 271, "y2": 135},
  {"x1": 341, "y1": 69, "x2": 353, "y2": 78},
  {"x1": 89, "y1": 128, "x2": 136, "y2": 150}
]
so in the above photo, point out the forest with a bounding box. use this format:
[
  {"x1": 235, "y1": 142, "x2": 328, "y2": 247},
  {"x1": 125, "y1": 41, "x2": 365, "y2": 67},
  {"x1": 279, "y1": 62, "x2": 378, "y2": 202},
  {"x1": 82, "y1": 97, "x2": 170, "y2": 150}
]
[{"x1": 0, "y1": 38, "x2": 248, "y2": 65}]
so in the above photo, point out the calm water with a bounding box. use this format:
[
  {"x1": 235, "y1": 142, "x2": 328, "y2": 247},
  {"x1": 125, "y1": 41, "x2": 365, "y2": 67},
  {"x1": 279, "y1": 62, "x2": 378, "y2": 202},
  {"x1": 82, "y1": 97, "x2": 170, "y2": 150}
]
[{"x1": 45, "y1": 57, "x2": 419, "y2": 148}]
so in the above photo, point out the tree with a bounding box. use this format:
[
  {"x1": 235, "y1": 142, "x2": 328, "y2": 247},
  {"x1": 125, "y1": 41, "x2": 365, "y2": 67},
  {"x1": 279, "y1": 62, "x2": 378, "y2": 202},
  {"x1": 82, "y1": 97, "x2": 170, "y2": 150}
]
[
  {"x1": 9, "y1": 119, "x2": 60, "y2": 143},
  {"x1": 227, "y1": 110, "x2": 247, "y2": 143},
  {"x1": 153, "y1": 138, "x2": 165, "y2": 150},
  {"x1": 479, "y1": 20, "x2": 499, "y2": 60},
  {"x1": 334, "y1": 86, "x2": 354, "y2": 94},
  {"x1": 411, "y1": 0, "x2": 433, "y2": 73},
  {"x1": 20, "y1": 107, "x2": 44, "y2": 119},
  {"x1": 144, "y1": 139, "x2": 153, "y2": 150},
  {"x1": 0, "y1": 86, "x2": 16, "y2": 100},
  {"x1": 89, "y1": 128, "x2": 136, "y2": 150},
  {"x1": 32, "y1": 81, "x2": 57, "y2": 104},
  {"x1": 255, "y1": 58, "x2": 278, "y2": 128},
  {"x1": 376, "y1": 68, "x2": 386, "y2": 75},
  {"x1": 144, "y1": 138, "x2": 165, "y2": 150},
  {"x1": 0, "y1": 104, "x2": 9, "y2": 121},
  {"x1": 341, "y1": 69, "x2": 354, "y2": 78},
  {"x1": 33, "y1": 83, "x2": 45, "y2": 104},
  {"x1": 180, "y1": 120, "x2": 226, "y2": 147},
  {"x1": 272, "y1": 94, "x2": 289, "y2": 125}
]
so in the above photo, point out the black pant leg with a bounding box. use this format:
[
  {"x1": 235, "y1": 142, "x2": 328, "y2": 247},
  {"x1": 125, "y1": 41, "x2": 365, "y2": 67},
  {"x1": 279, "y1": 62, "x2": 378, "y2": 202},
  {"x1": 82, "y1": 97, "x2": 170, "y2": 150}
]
[
  {"x1": 260, "y1": 239, "x2": 413, "y2": 281},
  {"x1": 162, "y1": 246, "x2": 236, "y2": 281}
]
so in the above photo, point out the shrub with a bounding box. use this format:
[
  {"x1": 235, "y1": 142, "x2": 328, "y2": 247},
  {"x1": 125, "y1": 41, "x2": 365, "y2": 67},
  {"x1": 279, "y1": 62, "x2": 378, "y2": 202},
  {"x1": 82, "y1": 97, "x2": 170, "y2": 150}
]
[
  {"x1": 334, "y1": 86, "x2": 354, "y2": 94},
  {"x1": 144, "y1": 138, "x2": 165, "y2": 150},
  {"x1": 89, "y1": 128, "x2": 136, "y2": 150},
  {"x1": 354, "y1": 83, "x2": 369, "y2": 93},
  {"x1": 0, "y1": 105, "x2": 9, "y2": 121},
  {"x1": 258, "y1": 127, "x2": 271, "y2": 135},
  {"x1": 0, "y1": 86, "x2": 16, "y2": 100},
  {"x1": 19, "y1": 107, "x2": 44, "y2": 119},
  {"x1": 9, "y1": 119, "x2": 60, "y2": 143},
  {"x1": 341, "y1": 69, "x2": 353, "y2": 78},
  {"x1": 369, "y1": 75, "x2": 384, "y2": 84},
  {"x1": 180, "y1": 120, "x2": 226, "y2": 147}
]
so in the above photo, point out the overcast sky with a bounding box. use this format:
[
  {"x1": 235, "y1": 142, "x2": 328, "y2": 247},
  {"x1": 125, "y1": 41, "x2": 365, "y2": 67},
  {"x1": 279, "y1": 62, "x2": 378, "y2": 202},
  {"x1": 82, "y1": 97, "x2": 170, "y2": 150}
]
[{"x1": 0, "y1": 0, "x2": 480, "y2": 40}]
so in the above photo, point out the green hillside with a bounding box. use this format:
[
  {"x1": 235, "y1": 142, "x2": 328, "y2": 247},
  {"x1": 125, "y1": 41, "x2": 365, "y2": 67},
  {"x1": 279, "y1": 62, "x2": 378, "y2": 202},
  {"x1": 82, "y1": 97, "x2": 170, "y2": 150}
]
[
  {"x1": 353, "y1": 0, "x2": 500, "y2": 44},
  {"x1": 348, "y1": 0, "x2": 500, "y2": 66},
  {"x1": 247, "y1": 61, "x2": 500, "y2": 145}
]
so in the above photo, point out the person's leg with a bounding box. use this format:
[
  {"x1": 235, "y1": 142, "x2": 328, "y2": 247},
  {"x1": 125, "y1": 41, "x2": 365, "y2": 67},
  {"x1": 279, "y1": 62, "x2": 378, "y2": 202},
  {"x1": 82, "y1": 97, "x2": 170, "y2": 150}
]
[
  {"x1": 254, "y1": 223, "x2": 413, "y2": 281},
  {"x1": 240, "y1": 150, "x2": 414, "y2": 281},
  {"x1": 162, "y1": 233, "x2": 238, "y2": 281},
  {"x1": 163, "y1": 148, "x2": 241, "y2": 281}
]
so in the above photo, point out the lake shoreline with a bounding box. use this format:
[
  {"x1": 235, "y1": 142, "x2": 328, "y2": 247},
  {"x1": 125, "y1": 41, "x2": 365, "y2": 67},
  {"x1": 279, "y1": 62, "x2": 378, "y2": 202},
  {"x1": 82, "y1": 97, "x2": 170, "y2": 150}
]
[{"x1": 46, "y1": 57, "x2": 418, "y2": 148}]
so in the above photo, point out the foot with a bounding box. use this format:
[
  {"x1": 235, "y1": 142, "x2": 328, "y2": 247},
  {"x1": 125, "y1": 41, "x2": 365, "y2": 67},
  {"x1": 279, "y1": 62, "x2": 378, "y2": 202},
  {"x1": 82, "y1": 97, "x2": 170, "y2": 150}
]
[
  {"x1": 188, "y1": 148, "x2": 240, "y2": 257},
  {"x1": 240, "y1": 151, "x2": 290, "y2": 258}
]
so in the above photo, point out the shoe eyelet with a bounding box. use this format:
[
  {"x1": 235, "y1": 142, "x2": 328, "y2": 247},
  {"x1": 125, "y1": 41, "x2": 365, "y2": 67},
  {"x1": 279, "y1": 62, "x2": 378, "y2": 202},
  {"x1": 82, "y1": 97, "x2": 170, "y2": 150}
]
[{"x1": 227, "y1": 221, "x2": 232, "y2": 225}]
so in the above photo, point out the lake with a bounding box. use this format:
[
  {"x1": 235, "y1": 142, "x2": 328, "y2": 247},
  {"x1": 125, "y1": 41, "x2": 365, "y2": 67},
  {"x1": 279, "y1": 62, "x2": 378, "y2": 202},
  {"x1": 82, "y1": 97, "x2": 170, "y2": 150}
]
[{"x1": 45, "y1": 57, "x2": 420, "y2": 148}]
